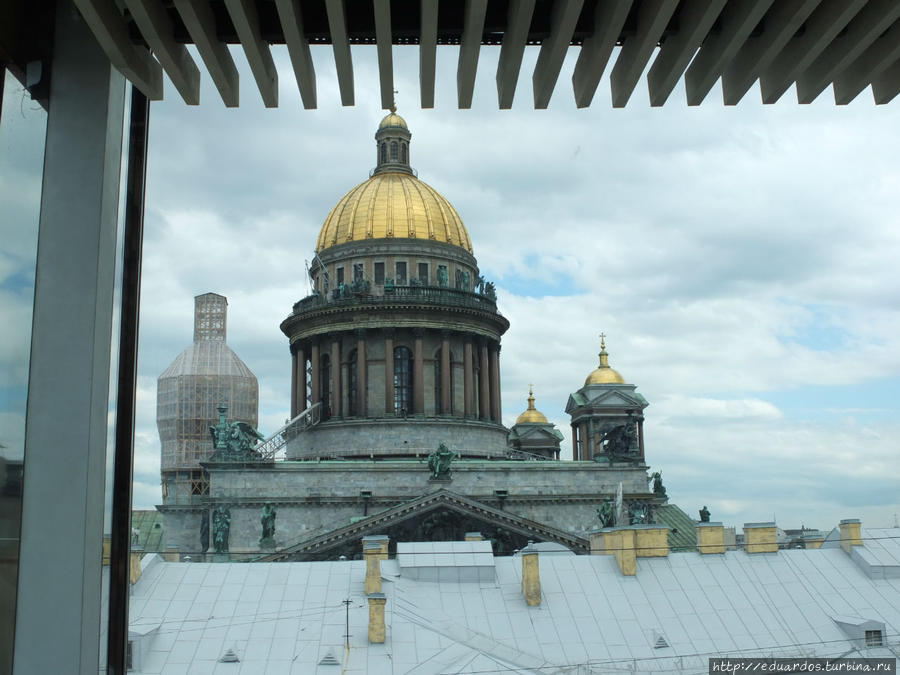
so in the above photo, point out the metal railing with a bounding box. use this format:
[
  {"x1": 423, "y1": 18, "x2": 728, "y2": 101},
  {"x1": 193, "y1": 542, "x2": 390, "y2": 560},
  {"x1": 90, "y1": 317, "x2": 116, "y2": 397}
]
[
  {"x1": 292, "y1": 285, "x2": 499, "y2": 315},
  {"x1": 255, "y1": 403, "x2": 323, "y2": 461}
]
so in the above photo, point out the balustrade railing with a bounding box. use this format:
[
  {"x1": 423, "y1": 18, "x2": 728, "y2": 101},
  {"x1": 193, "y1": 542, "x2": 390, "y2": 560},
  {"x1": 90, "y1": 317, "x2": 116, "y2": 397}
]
[{"x1": 292, "y1": 284, "x2": 499, "y2": 315}]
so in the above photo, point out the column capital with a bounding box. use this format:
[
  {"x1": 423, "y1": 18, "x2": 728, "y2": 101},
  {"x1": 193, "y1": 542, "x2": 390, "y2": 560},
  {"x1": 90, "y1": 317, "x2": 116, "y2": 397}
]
[
  {"x1": 356, "y1": 328, "x2": 367, "y2": 339},
  {"x1": 412, "y1": 327, "x2": 425, "y2": 338},
  {"x1": 381, "y1": 327, "x2": 395, "y2": 338}
]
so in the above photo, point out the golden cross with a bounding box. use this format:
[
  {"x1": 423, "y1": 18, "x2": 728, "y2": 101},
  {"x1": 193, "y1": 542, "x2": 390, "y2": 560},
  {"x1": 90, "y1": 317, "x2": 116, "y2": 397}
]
[{"x1": 598, "y1": 332, "x2": 606, "y2": 349}]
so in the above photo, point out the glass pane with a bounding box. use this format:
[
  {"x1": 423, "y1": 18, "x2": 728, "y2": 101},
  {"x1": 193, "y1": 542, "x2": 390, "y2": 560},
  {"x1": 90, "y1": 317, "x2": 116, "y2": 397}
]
[{"x1": 0, "y1": 68, "x2": 48, "y2": 675}]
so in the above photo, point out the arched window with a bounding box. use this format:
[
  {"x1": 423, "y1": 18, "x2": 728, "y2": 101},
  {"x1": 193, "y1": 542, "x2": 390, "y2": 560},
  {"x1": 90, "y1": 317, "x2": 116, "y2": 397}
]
[
  {"x1": 320, "y1": 354, "x2": 331, "y2": 418},
  {"x1": 348, "y1": 349, "x2": 358, "y2": 416},
  {"x1": 401, "y1": 142, "x2": 407, "y2": 164},
  {"x1": 380, "y1": 142, "x2": 387, "y2": 164},
  {"x1": 394, "y1": 346, "x2": 412, "y2": 414},
  {"x1": 390, "y1": 141, "x2": 398, "y2": 161}
]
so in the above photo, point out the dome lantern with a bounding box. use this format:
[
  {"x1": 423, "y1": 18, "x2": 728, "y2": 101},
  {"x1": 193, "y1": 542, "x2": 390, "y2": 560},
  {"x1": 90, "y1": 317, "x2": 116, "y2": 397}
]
[
  {"x1": 516, "y1": 384, "x2": 549, "y2": 424},
  {"x1": 584, "y1": 333, "x2": 626, "y2": 386},
  {"x1": 373, "y1": 106, "x2": 413, "y2": 176}
]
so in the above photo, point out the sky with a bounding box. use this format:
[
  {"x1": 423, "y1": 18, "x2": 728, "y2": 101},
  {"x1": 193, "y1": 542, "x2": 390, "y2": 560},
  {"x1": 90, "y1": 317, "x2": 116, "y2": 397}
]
[{"x1": 3, "y1": 42, "x2": 900, "y2": 534}]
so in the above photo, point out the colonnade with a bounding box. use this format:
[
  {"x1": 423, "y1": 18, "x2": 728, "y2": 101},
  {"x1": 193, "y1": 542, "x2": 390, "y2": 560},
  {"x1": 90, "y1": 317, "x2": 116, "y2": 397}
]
[
  {"x1": 290, "y1": 329, "x2": 502, "y2": 423},
  {"x1": 571, "y1": 416, "x2": 645, "y2": 461}
]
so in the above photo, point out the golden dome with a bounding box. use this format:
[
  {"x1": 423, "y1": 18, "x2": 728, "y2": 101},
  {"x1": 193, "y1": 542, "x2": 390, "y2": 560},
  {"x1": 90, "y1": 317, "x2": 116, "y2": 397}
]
[
  {"x1": 316, "y1": 172, "x2": 473, "y2": 253},
  {"x1": 584, "y1": 336, "x2": 626, "y2": 385},
  {"x1": 516, "y1": 385, "x2": 549, "y2": 424},
  {"x1": 378, "y1": 111, "x2": 408, "y2": 130}
]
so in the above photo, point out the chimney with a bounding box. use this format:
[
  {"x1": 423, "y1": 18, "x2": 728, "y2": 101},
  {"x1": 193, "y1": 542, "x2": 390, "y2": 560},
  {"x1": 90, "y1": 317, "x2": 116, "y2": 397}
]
[
  {"x1": 465, "y1": 532, "x2": 483, "y2": 541},
  {"x1": 839, "y1": 519, "x2": 862, "y2": 554},
  {"x1": 364, "y1": 542, "x2": 382, "y2": 594},
  {"x1": 589, "y1": 528, "x2": 618, "y2": 555},
  {"x1": 130, "y1": 546, "x2": 144, "y2": 584},
  {"x1": 744, "y1": 522, "x2": 777, "y2": 554},
  {"x1": 367, "y1": 593, "x2": 387, "y2": 643},
  {"x1": 521, "y1": 550, "x2": 541, "y2": 606},
  {"x1": 614, "y1": 528, "x2": 637, "y2": 575},
  {"x1": 697, "y1": 522, "x2": 726, "y2": 554},
  {"x1": 164, "y1": 546, "x2": 181, "y2": 562},
  {"x1": 634, "y1": 525, "x2": 669, "y2": 558},
  {"x1": 362, "y1": 534, "x2": 389, "y2": 560}
]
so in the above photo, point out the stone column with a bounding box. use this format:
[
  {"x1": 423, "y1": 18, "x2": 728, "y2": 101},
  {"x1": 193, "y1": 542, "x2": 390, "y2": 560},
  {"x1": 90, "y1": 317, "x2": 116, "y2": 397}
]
[
  {"x1": 384, "y1": 329, "x2": 394, "y2": 415},
  {"x1": 489, "y1": 343, "x2": 501, "y2": 422},
  {"x1": 290, "y1": 348, "x2": 298, "y2": 417},
  {"x1": 331, "y1": 336, "x2": 342, "y2": 418},
  {"x1": 572, "y1": 424, "x2": 579, "y2": 460},
  {"x1": 413, "y1": 329, "x2": 424, "y2": 415},
  {"x1": 310, "y1": 341, "x2": 320, "y2": 405},
  {"x1": 582, "y1": 422, "x2": 590, "y2": 459},
  {"x1": 440, "y1": 331, "x2": 451, "y2": 414},
  {"x1": 587, "y1": 417, "x2": 595, "y2": 459},
  {"x1": 638, "y1": 417, "x2": 645, "y2": 461},
  {"x1": 478, "y1": 341, "x2": 490, "y2": 419},
  {"x1": 297, "y1": 345, "x2": 307, "y2": 412},
  {"x1": 356, "y1": 330, "x2": 367, "y2": 417},
  {"x1": 463, "y1": 339, "x2": 474, "y2": 417}
]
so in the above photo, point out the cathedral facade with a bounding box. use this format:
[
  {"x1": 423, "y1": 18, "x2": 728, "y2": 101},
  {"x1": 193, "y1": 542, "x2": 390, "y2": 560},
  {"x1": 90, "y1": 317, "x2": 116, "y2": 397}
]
[{"x1": 158, "y1": 113, "x2": 660, "y2": 560}]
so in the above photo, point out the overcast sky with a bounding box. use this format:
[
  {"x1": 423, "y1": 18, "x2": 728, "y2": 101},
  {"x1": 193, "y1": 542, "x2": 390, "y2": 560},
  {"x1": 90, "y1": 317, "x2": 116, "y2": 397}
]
[{"x1": 4, "y1": 42, "x2": 899, "y2": 534}]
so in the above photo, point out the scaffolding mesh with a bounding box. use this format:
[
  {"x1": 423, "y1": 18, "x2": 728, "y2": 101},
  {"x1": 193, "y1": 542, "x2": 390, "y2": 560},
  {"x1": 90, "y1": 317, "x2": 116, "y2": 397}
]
[{"x1": 157, "y1": 294, "x2": 259, "y2": 472}]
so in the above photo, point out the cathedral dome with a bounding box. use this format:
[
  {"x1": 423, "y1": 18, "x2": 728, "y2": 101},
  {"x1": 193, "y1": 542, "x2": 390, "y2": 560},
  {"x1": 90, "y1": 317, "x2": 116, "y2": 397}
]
[
  {"x1": 584, "y1": 337, "x2": 625, "y2": 385},
  {"x1": 315, "y1": 172, "x2": 473, "y2": 253},
  {"x1": 378, "y1": 111, "x2": 408, "y2": 130},
  {"x1": 516, "y1": 386, "x2": 549, "y2": 424}
]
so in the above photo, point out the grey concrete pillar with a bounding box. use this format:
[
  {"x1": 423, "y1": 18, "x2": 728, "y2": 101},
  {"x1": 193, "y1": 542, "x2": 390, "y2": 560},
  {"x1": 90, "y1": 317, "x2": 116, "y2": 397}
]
[
  {"x1": 310, "y1": 342, "x2": 320, "y2": 405},
  {"x1": 356, "y1": 331, "x2": 366, "y2": 417},
  {"x1": 15, "y1": 4, "x2": 126, "y2": 672},
  {"x1": 489, "y1": 344, "x2": 501, "y2": 422},
  {"x1": 297, "y1": 346, "x2": 307, "y2": 411},
  {"x1": 331, "y1": 337, "x2": 342, "y2": 418},
  {"x1": 413, "y1": 329, "x2": 424, "y2": 415},
  {"x1": 384, "y1": 330, "x2": 394, "y2": 415},
  {"x1": 440, "y1": 332, "x2": 451, "y2": 414},
  {"x1": 463, "y1": 339, "x2": 474, "y2": 417},
  {"x1": 290, "y1": 349, "x2": 298, "y2": 417},
  {"x1": 479, "y1": 341, "x2": 490, "y2": 419}
]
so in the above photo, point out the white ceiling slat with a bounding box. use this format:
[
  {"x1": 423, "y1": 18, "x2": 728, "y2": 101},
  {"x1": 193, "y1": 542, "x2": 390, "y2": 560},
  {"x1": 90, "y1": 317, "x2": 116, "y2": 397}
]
[
  {"x1": 572, "y1": 0, "x2": 632, "y2": 109},
  {"x1": 797, "y1": 0, "x2": 900, "y2": 104},
  {"x1": 872, "y1": 56, "x2": 900, "y2": 104},
  {"x1": 73, "y1": 0, "x2": 164, "y2": 100},
  {"x1": 173, "y1": 0, "x2": 239, "y2": 107},
  {"x1": 420, "y1": 0, "x2": 438, "y2": 108},
  {"x1": 373, "y1": 0, "x2": 394, "y2": 110},
  {"x1": 610, "y1": 0, "x2": 679, "y2": 108},
  {"x1": 123, "y1": 0, "x2": 200, "y2": 104},
  {"x1": 684, "y1": 0, "x2": 773, "y2": 106},
  {"x1": 646, "y1": 0, "x2": 726, "y2": 107},
  {"x1": 325, "y1": 0, "x2": 354, "y2": 106},
  {"x1": 721, "y1": 0, "x2": 821, "y2": 106},
  {"x1": 223, "y1": 0, "x2": 278, "y2": 107},
  {"x1": 834, "y1": 20, "x2": 900, "y2": 104},
  {"x1": 759, "y1": 0, "x2": 866, "y2": 104},
  {"x1": 496, "y1": 0, "x2": 536, "y2": 109},
  {"x1": 533, "y1": 0, "x2": 583, "y2": 109},
  {"x1": 458, "y1": 0, "x2": 489, "y2": 109},
  {"x1": 274, "y1": 0, "x2": 317, "y2": 109}
]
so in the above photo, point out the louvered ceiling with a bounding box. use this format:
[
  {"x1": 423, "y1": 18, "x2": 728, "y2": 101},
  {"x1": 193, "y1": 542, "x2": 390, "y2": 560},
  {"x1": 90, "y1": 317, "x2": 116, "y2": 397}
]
[{"x1": 73, "y1": 0, "x2": 900, "y2": 109}]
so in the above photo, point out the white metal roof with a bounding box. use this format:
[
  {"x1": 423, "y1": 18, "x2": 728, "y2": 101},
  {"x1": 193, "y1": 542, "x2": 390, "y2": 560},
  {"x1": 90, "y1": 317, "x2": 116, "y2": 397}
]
[{"x1": 128, "y1": 529, "x2": 900, "y2": 674}]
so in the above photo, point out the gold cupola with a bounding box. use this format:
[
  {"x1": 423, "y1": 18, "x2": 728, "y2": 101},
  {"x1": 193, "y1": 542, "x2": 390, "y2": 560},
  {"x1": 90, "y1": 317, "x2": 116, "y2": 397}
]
[
  {"x1": 516, "y1": 385, "x2": 549, "y2": 424},
  {"x1": 584, "y1": 335, "x2": 626, "y2": 385},
  {"x1": 315, "y1": 111, "x2": 473, "y2": 253}
]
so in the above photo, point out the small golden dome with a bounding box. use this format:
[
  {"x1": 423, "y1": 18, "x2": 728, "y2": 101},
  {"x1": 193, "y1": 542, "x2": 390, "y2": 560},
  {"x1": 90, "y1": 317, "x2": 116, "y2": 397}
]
[
  {"x1": 584, "y1": 335, "x2": 626, "y2": 386},
  {"x1": 516, "y1": 385, "x2": 549, "y2": 424},
  {"x1": 378, "y1": 111, "x2": 408, "y2": 130},
  {"x1": 316, "y1": 172, "x2": 473, "y2": 253}
]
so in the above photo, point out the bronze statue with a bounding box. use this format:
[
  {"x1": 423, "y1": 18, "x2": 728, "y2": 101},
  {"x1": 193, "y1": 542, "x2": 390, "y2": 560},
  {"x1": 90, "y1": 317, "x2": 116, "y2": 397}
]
[
  {"x1": 210, "y1": 405, "x2": 266, "y2": 461},
  {"x1": 596, "y1": 498, "x2": 615, "y2": 528},
  {"x1": 699, "y1": 505, "x2": 711, "y2": 523},
  {"x1": 650, "y1": 471, "x2": 666, "y2": 497},
  {"x1": 427, "y1": 442, "x2": 455, "y2": 480},
  {"x1": 629, "y1": 502, "x2": 649, "y2": 525},
  {"x1": 212, "y1": 506, "x2": 231, "y2": 553},
  {"x1": 484, "y1": 281, "x2": 497, "y2": 301},
  {"x1": 260, "y1": 503, "x2": 276, "y2": 544},
  {"x1": 437, "y1": 266, "x2": 449, "y2": 287}
]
